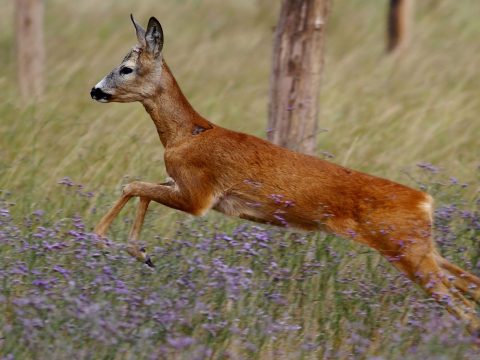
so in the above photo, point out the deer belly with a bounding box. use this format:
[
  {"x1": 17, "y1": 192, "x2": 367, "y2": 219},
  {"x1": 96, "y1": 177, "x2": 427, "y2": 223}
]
[
  {"x1": 212, "y1": 194, "x2": 318, "y2": 230},
  {"x1": 213, "y1": 195, "x2": 266, "y2": 220}
]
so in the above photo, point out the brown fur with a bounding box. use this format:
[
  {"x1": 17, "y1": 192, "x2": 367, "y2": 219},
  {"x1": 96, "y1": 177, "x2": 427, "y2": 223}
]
[{"x1": 92, "y1": 17, "x2": 480, "y2": 336}]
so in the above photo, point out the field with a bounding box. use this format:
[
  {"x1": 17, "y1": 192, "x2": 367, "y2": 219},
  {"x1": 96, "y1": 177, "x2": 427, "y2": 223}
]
[{"x1": 1, "y1": 0, "x2": 480, "y2": 358}]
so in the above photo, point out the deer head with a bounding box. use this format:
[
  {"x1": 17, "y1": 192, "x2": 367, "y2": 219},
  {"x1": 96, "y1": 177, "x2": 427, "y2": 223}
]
[{"x1": 90, "y1": 15, "x2": 164, "y2": 103}]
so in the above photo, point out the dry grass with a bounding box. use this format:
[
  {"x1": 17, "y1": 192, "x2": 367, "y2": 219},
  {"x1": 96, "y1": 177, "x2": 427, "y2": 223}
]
[{"x1": 1, "y1": 0, "x2": 479, "y2": 216}]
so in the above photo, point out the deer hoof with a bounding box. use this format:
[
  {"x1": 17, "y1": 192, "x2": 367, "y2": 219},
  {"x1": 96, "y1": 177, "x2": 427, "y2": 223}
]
[{"x1": 145, "y1": 256, "x2": 155, "y2": 268}]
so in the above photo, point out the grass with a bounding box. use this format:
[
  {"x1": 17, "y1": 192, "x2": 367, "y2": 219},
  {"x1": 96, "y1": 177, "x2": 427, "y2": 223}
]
[{"x1": 1, "y1": 0, "x2": 480, "y2": 358}]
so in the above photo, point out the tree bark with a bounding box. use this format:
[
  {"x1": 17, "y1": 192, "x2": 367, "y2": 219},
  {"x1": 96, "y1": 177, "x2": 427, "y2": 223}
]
[
  {"x1": 267, "y1": 0, "x2": 330, "y2": 155},
  {"x1": 15, "y1": 0, "x2": 45, "y2": 100},
  {"x1": 387, "y1": 0, "x2": 412, "y2": 53}
]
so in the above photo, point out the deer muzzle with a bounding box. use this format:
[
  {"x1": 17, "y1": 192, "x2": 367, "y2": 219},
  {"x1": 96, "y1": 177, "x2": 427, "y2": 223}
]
[{"x1": 90, "y1": 87, "x2": 112, "y2": 102}]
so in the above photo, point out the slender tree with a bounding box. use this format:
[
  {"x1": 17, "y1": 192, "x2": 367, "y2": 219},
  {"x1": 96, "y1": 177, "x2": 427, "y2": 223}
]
[
  {"x1": 15, "y1": 0, "x2": 45, "y2": 100},
  {"x1": 268, "y1": 0, "x2": 331, "y2": 155},
  {"x1": 387, "y1": 0, "x2": 412, "y2": 53}
]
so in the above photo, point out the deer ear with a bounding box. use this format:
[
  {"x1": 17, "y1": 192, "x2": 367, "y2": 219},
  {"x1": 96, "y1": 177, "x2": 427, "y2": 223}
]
[
  {"x1": 145, "y1": 17, "x2": 164, "y2": 58},
  {"x1": 130, "y1": 14, "x2": 146, "y2": 46}
]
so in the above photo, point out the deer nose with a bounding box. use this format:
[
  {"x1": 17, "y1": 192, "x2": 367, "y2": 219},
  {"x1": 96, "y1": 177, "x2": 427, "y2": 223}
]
[{"x1": 90, "y1": 87, "x2": 112, "y2": 102}]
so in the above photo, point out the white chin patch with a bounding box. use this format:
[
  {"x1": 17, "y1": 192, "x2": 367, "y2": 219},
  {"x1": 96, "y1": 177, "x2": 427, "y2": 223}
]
[{"x1": 97, "y1": 98, "x2": 109, "y2": 103}]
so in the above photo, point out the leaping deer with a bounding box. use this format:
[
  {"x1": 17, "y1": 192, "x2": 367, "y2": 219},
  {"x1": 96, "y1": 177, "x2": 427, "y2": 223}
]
[{"x1": 90, "y1": 15, "x2": 480, "y2": 335}]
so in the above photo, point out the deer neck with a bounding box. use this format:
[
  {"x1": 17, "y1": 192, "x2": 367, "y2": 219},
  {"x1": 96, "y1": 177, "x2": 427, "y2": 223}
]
[{"x1": 141, "y1": 61, "x2": 211, "y2": 148}]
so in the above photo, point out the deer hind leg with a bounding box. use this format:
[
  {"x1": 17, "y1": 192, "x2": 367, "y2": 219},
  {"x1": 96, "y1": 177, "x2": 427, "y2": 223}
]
[
  {"x1": 127, "y1": 197, "x2": 154, "y2": 267},
  {"x1": 392, "y1": 250, "x2": 480, "y2": 336},
  {"x1": 433, "y1": 252, "x2": 480, "y2": 303}
]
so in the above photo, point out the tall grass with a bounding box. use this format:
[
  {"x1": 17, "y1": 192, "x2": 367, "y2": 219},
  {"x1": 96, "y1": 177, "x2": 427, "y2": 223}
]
[{"x1": 1, "y1": 0, "x2": 479, "y2": 358}]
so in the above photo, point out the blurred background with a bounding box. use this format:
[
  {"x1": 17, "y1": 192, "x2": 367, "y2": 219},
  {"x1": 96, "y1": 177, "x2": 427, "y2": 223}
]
[
  {"x1": 1, "y1": 0, "x2": 479, "y2": 224},
  {"x1": 1, "y1": 1, "x2": 480, "y2": 358}
]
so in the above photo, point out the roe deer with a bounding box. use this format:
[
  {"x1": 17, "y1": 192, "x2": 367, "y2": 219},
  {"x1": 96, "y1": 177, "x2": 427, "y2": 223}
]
[{"x1": 90, "y1": 15, "x2": 480, "y2": 335}]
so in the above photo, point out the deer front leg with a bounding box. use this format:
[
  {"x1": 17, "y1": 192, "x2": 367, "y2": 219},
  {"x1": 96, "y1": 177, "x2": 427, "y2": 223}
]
[
  {"x1": 101, "y1": 179, "x2": 214, "y2": 264},
  {"x1": 123, "y1": 180, "x2": 214, "y2": 216},
  {"x1": 94, "y1": 193, "x2": 132, "y2": 247},
  {"x1": 93, "y1": 178, "x2": 194, "y2": 239},
  {"x1": 127, "y1": 197, "x2": 154, "y2": 267}
]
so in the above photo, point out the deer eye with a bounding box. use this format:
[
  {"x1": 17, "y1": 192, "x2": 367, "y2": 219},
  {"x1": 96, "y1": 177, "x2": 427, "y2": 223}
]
[{"x1": 120, "y1": 67, "x2": 133, "y2": 75}]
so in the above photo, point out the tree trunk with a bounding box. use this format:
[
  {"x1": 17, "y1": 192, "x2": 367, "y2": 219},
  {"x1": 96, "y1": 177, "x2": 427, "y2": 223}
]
[
  {"x1": 267, "y1": 0, "x2": 330, "y2": 155},
  {"x1": 387, "y1": 0, "x2": 412, "y2": 53},
  {"x1": 15, "y1": 0, "x2": 45, "y2": 100}
]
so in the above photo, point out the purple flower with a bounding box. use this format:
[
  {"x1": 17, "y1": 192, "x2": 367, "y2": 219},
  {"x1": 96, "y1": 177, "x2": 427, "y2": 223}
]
[
  {"x1": 52, "y1": 265, "x2": 70, "y2": 277},
  {"x1": 58, "y1": 177, "x2": 75, "y2": 187},
  {"x1": 32, "y1": 209, "x2": 45, "y2": 217},
  {"x1": 167, "y1": 336, "x2": 195, "y2": 349},
  {"x1": 417, "y1": 162, "x2": 440, "y2": 173}
]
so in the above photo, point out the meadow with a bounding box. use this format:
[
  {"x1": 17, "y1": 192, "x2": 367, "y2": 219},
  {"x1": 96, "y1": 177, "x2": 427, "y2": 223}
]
[{"x1": 1, "y1": 0, "x2": 480, "y2": 358}]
